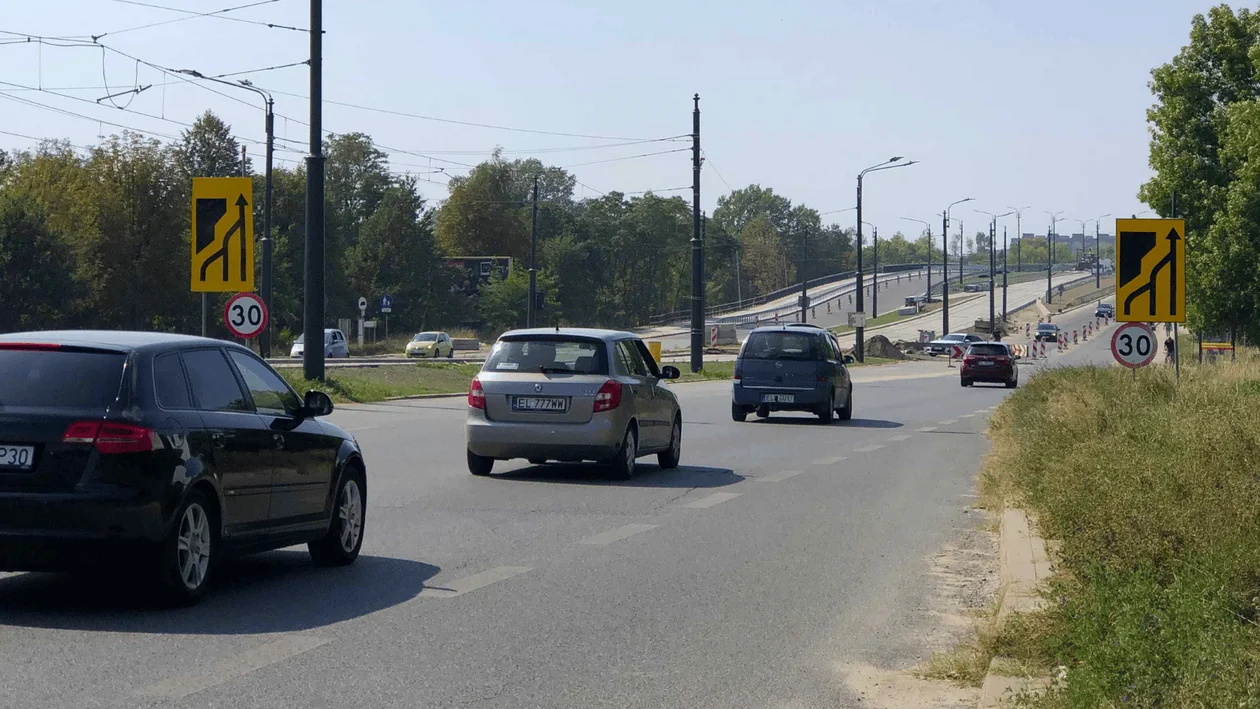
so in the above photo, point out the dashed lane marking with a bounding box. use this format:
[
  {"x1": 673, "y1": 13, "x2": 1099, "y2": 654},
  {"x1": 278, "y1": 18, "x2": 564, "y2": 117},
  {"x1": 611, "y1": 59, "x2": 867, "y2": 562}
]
[
  {"x1": 811, "y1": 456, "x2": 846, "y2": 466},
  {"x1": 853, "y1": 444, "x2": 885, "y2": 453},
  {"x1": 938, "y1": 419, "x2": 958, "y2": 425},
  {"x1": 418, "y1": 565, "x2": 535, "y2": 599},
  {"x1": 139, "y1": 633, "x2": 331, "y2": 700},
  {"x1": 576, "y1": 524, "x2": 658, "y2": 546},
  {"x1": 757, "y1": 470, "x2": 805, "y2": 482},
  {"x1": 887, "y1": 434, "x2": 911, "y2": 442},
  {"x1": 682, "y1": 492, "x2": 743, "y2": 509}
]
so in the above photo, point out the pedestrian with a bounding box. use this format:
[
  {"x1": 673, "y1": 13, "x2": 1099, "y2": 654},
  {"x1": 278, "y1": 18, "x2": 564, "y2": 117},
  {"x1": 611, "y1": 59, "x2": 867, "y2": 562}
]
[{"x1": 1164, "y1": 334, "x2": 1175, "y2": 364}]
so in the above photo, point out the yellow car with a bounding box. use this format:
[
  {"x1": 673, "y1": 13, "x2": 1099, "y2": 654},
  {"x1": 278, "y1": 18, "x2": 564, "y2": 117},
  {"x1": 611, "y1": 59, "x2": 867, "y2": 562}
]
[{"x1": 406, "y1": 331, "x2": 454, "y2": 358}]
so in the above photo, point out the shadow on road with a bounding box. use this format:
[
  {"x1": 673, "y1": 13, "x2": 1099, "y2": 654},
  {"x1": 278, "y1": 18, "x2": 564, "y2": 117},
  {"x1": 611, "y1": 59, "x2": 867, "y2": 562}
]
[
  {"x1": 0, "y1": 552, "x2": 438, "y2": 634},
  {"x1": 748, "y1": 416, "x2": 904, "y2": 429},
  {"x1": 497, "y1": 463, "x2": 742, "y2": 488}
]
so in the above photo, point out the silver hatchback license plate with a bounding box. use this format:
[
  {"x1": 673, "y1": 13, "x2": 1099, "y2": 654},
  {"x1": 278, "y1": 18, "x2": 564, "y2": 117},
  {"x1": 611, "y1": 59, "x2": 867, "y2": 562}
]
[
  {"x1": 0, "y1": 445, "x2": 35, "y2": 470},
  {"x1": 761, "y1": 394, "x2": 794, "y2": 404},
  {"x1": 512, "y1": 396, "x2": 568, "y2": 412}
]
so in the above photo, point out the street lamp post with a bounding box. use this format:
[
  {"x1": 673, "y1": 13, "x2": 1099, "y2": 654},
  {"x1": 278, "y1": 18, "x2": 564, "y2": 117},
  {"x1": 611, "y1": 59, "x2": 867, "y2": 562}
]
[
  {"x1": 1045, "y1": 210, "x2": 1064, "y2": 303},
  {"x1": 1002, "y1": 226, "x2": 1009, "y2": 320},
  {"x1": 1007, "y1": 205, "x2": 1031, "y2": 275},
  {"x1": 942, "y1": 197, "x2": 974, "y2": 334},
  {"x1": 977, "y1": 210, "x2": 1014, "y2": 337},
  {"x1": 900, "y1": 216, "x2": 932, "y2": 302},
  {"x1": 855, "y1": 157, "x2": 917, "y2": 362},
  {"x1": 957, "y1": 219, "x2": 965, "y2": 288},
  {"x1": 872, "y1": 225, "x2": 879, "y2": 317},
  {"x1": 1095, "y1": 213, "x2": 1111, "y2": 289}
]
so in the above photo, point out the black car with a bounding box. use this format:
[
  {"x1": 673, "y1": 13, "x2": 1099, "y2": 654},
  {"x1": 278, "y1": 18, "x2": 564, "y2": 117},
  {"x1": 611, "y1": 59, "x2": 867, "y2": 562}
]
[
  {"x1": 0, "y1": 331, "x2": 367, "y2": 604},
  {"x1": 1034, "y1": 323, "x2": 1061, "y2": 342},
  {"x1": 1094, "y1": 303, "x2": 1115, "y2": 318}
]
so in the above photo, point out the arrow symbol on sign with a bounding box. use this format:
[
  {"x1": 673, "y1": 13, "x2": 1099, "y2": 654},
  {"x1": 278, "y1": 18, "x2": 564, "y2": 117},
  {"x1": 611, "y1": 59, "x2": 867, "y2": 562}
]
[
  {"x1": 199, "y1": 194, "x2": 249, "y2": 283},
  {"x1": 1123, "y1": 227, "x2": 1180, "y2": 317}
]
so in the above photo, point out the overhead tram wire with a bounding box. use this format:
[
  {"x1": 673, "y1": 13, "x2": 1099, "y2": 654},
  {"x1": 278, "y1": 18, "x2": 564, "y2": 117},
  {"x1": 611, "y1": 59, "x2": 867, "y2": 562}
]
[
  {"x1": 109, "y1": 0, "x2": 308, "y2": 34},
  {"x1": 93, "y1": 0, "x2": 282, "y2": 40},
  {"x1": 700, "y1": 150, "x2": 734, "y2": 192},
  {"x1": 560, "y1": 148, "x2": 690, "y2": 169}
]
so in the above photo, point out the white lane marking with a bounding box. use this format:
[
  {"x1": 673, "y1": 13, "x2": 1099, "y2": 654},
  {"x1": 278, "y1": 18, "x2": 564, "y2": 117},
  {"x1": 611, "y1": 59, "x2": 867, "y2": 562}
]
[
  {"x1": 811, "y1": 455, "x2": 846, "y2": 466},
  {"x1": 577, "y1": 524, "x2": 658, "y2": 546},
  {"x1": 418, "y1": 565, "x2": 534, "y2": 599},
  {"x1": 682, "y1": 492, "x2": 742, "y2": 509},
  {"x1": 959, "y1": 413, "x2": 977, "y2": 419},
  {"x1": 938, "y1": 418, "x2": 958, "y2": 425},
  {"x1": 345, "y1": 425, "x2": 379, "y2": 432},
  {"x1": 917, "y1": 426, "x2": 939, "y2": 432},
  {"x1": 887, "y1": 434, "x2": 911, "y2": 442},
  {"x1": 140, "y1": 633, "x2": 331, "y2": 700},
  {"x1": 853, "y1": 444, "x2": 884, "y2": 453},
  {"x1": 757, "y1": 470, "x2": 805, "y2": 483}
]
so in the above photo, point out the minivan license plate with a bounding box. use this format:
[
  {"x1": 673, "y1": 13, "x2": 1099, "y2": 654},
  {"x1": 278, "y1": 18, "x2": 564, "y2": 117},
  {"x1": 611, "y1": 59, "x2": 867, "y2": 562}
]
[
  {"x1": 512, "y1": 396, "x2": 568, "y2": 412},
  {"x1": 761, "y1": 394, "x2": 794, "y2": 404},
  {"x1": 0, "y1": 445, "x2": 34, "y2": 470}
]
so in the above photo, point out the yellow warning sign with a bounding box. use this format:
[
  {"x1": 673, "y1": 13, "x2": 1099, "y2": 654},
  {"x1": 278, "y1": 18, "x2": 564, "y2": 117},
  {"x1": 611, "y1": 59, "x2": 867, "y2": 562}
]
[
  {"x1": 191, "y1": 177, "x2": 254, "y2": 293},
  {"x1": 1115, "y1": 218, "x2": 1185, "y2": 323}
]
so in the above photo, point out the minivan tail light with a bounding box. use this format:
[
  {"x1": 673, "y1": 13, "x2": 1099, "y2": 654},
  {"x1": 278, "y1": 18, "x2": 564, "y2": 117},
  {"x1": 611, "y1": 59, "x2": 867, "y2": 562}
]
[
  {"x1": 468, "y1": 377, "x2": 486, "y2": 409},
  {"x1": 593, "y1": 380, "x2": 622, "y2": 413},
  {"x1": 62, "y1": 421, "x2": 156, "y2": 454}
]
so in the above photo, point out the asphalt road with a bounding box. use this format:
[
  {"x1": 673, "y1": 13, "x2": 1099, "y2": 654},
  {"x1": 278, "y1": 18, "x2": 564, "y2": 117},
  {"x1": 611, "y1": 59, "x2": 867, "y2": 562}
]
[{"x1": 0, "y1": 311, "x2": 1122, "y2": 709}]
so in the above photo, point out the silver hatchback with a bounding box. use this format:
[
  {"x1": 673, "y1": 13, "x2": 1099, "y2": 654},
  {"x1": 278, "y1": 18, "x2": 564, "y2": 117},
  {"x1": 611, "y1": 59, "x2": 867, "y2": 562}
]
[{"x1": 465, "y1": 328, "x2": 682, "y2": 479}]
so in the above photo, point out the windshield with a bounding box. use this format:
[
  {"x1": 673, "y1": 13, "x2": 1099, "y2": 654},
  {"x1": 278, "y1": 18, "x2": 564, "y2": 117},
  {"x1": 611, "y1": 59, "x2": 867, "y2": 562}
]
[
  {"x1": 0, "y1": 350, "x2": 125, "y2": 409},
  {"x1": 1037, "y1": 324, "x2": 1057, "y2": 331},
  {"x1": 412, "y1": 333, "x2": 438, "y2": 342},
  {"x1": 741, "y1": 332, "x2": 826, "y2": 361},
  {"x1": 484, "y1": 338, "x2": 608, "y2": 374}
]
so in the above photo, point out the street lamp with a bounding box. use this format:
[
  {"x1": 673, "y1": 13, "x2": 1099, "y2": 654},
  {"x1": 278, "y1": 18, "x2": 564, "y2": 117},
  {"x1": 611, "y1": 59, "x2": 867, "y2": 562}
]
[
  {"x1": 1094, "y1": 213, "x2": 1111, "y2": 289},
  {"x1": 178, "y1": 69, "x2": 276, "y2": 357},
  {"x1": 942, "y1": 197, "x2": 973, "y2": 334},
  {"x1": 855, "y1": 156, "x2": 917, "y2": 362},
  {"x1": 1007, "y1": 205, "x2": 1031, "y2": 274},
  {"x1": 977, "y1": 210, "x2": 1014, "y2": 337},
  {"x1": 859, "y1": 221, "x2": 878, "y2": 319},
  {"x1": 1044, "y1": 210, "x2": 1064, "y2": 303},
  {"x1": 901, "y1": 216, "x2": 932, "y2": 302}
]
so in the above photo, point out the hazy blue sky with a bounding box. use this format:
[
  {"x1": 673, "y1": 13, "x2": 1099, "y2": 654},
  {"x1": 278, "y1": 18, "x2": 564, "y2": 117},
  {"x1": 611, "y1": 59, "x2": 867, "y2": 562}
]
[{"x1": 0, "y1": 0, "x2": 1216, "y2": 239}]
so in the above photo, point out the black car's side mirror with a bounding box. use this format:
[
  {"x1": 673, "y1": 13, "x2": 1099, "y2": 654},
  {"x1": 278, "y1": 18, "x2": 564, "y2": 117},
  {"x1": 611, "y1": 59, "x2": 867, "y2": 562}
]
[
  {"x1": 660, "y1": 365, "x2": 681, "y2": 380},
  {"x1": 842, "y1": 354, "x2": 856, "y2": 365},
  {"x1": 303, "y1": 390, "x2": 334, "y2": 417}
]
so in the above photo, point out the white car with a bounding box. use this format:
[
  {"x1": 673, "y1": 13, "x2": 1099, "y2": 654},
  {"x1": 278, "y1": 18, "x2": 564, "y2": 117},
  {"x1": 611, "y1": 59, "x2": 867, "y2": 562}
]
[
  {"x1": 924, "y1": 333, "x2": 984, "y2": 356},
  {"x1": 290, "y1": 328, "x2": 350, "y2": 358}
]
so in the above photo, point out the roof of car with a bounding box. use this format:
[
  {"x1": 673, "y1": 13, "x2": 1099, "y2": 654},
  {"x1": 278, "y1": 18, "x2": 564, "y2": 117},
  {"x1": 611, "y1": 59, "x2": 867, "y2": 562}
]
[
  {"x1": 499, "y1": 327, "x2": 636, "y2": 342},
  {"x1": 748, "y1": 325, "x2": 832, "y2": 336},
  {"x1": 0, "y1": 330, "x2": 248, "y2": 353}
]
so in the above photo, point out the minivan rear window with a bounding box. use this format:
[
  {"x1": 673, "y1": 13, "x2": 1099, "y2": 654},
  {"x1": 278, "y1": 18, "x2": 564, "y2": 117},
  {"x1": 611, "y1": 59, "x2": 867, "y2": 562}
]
[
  {"x1": 741, "y1": 332, "x2": 826, "y2": 361},
  {"x1": 485, "y1": 338, "x2": 608, "y2": 375},
  {"x1": 0, "y1": 350, "x2": 125, "y2": 409}
]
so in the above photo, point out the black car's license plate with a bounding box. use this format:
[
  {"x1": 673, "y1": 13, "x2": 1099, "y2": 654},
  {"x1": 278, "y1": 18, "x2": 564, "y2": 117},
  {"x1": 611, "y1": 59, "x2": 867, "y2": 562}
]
[
  {"x1": 512, "y1": 396, "x2": 568, "y2": 412},
  {"x1": 761, "y1": 394, "x2": 795, "y2": 403},
  {"x1": 0, "y1": 445, "x2": 35, "y2": 470}
]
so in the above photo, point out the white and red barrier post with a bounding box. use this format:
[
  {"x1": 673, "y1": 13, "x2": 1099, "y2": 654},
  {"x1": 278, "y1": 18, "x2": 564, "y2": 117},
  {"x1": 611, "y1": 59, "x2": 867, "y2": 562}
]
[
  {"x1": 1026, "y1": 323, "x2": 1031, "y2": 338},
  {"x1": 1073, "y1": 329, "x2": 1078, "y2": 345},
  {"x1": 710, "y1": 326, "x2": 718, "y2": 348}
]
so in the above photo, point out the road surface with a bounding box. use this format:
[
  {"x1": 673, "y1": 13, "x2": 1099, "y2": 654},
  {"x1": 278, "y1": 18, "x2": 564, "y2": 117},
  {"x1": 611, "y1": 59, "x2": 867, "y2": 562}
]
[{"x1": 0, "y1": 307, "x2": 1122, "y2": 708}]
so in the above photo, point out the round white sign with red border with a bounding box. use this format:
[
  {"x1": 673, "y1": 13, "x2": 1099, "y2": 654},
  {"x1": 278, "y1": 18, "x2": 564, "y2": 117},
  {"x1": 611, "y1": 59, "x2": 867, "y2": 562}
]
[
  {"x1": 223, "y1": 292, "x2": 269, "y2": 339},
  {"x1": 1111, "y1": 322, "x2": 1156, "y2": 369}
]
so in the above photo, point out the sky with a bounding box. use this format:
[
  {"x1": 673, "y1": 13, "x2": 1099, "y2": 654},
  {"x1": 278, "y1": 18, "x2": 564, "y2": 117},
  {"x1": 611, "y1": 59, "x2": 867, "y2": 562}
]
[{"x1": 0, "y1": 0, "x2": 1217, "y2": 241}]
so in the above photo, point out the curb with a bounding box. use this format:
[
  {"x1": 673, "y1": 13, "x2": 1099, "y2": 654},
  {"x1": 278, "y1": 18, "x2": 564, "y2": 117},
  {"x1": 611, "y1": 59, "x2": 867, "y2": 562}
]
[{"x1": 978, "y1": 508, "x2": 1053, "y2": 707}]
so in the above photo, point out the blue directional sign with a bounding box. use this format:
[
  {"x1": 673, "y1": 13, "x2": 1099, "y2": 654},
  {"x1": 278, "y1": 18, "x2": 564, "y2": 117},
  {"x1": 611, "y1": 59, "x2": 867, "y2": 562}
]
[{"x1": 379, "y1": 294, "x2": 394, "y2": 314}]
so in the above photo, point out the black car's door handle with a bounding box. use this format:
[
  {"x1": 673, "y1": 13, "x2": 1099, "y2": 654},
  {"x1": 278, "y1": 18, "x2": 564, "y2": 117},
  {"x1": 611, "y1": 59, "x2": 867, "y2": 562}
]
[
  {"x1": 273, "y1": 433, "x2": 285, "y2": 450},
  {"x1": 210, "y1": 432, "x2": 231, "y2": 449}
]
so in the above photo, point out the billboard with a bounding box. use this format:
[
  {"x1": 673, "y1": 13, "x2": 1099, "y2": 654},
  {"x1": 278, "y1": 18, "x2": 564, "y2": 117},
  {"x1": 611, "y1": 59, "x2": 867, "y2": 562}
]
[{"x1": 445, "y1": 256, "x2": 512, "y2": 299}]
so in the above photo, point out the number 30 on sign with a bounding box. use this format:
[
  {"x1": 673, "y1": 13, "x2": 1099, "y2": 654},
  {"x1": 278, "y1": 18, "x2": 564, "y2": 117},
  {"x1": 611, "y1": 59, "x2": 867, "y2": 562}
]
[
  {"x1": 223, "y1": 292, "x2": 269, "y2": 339},
  {"x1": 1111, "y1": 321, "x2": 1156, "y2": 369}
]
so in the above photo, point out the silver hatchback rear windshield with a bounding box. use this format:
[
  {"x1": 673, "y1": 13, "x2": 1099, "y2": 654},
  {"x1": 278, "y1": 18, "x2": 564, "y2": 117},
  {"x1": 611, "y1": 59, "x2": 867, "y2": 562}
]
[{"x1": 485, "y1": 337, "x2": 609, "y2": 375}]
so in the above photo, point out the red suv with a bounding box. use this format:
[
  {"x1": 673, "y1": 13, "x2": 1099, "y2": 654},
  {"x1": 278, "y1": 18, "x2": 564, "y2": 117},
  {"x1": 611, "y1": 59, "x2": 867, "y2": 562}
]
[{"x1": 961, "y1": 342, "x2": 1018, "y2": 388}]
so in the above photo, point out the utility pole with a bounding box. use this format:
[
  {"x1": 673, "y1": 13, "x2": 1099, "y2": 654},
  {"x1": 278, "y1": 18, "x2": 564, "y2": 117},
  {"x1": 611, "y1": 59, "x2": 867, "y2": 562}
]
[
  {"x1": 798, "y1": 217, "x2": 809, "y2": 323},
  {"x1": 941, "y1": 198, "x2": 973, "y2": 334},
  {"x1": 689, "y1": 94, "x2": 703, "y2": 373},
  {"x1": 871, "y1": 226, "x2": 878, "y2": 318},
  {"x1": 957, "y1": 219, "x2": 965, "y2": 288},
  {"x1": 260, "y1": 96, "x2": 274, "y2": 358},
  {"x1": 1045, "y1": 211, "x2": 1063, "y2": 304},
  {"x1": 988, "y1": 219, "x2": 996, "y2": 335},
  {"x1": 1008, "y1": 206, "x2": 1030, "y2": 276},
  {"x1": 527, "y1": 173, "x2": 539, "y2": 328},
  {"x1": 302, "y1": 0, "x2": 326, "y2": 381},
  {"x1": 1002, "y1": 226, "x2": 1009, "y2": 321},
  {"x1": 900, "y1": 217, "x2": 931, "y2": 302},
  {"x1": 1094, "y1": 213, "x2": 1110, "y2": 290}
]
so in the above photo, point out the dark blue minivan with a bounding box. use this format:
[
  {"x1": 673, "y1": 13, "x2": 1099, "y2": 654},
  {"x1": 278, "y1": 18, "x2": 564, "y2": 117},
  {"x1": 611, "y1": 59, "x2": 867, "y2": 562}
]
[{"x1": 731, "y1": 324, "x2": 854, "y2": 423}]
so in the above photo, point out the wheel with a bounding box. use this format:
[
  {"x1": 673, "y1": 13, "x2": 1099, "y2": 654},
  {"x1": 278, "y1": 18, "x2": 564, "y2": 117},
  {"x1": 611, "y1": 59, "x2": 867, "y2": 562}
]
[
  {"x1": 447, "y1": 346, "x2": 454, "y2": 359},
  {"x1": 961, "y1": 378, "x2": 972, "y2": 387},
  {"x1": 1006, "y1": 377, "x2": 1018, "y2": 389},
  {"x1": 608, "y1": 427, "x2": 637, "y2": 480},
  {"x1": 837, "y1": 385, "x2": 853, "y2": 421},
  {"x1": 527, "y1": 458, "x2": 547, "y2": 466},
  {"x1": 158, "y1": 489, "x2": 218, "y2": 605},
  {"x1": 755, "y1": 405, "x2": 770, "y2": 419},
  {"x1": 816, "y1": 390, "x2": 835, "y2": 423},
  {"x1": 309, "y1": 467, "x2": 366, "y2": 567},
  {"x1": 467, "y1": 449, "x2": 494, "y2": 476},
  {"x1": 731, "y1": 402, "x2": 747, "y2": 422},
  {"x1": 658, "y1": 417, "x2": 681, "y2": 470}
]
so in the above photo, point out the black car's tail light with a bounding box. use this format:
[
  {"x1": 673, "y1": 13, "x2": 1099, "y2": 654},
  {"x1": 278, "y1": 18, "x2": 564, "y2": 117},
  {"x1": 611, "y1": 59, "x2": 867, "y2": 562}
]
[{"x1": 62, "y1": 421, "x2": 157, "y2": 454}]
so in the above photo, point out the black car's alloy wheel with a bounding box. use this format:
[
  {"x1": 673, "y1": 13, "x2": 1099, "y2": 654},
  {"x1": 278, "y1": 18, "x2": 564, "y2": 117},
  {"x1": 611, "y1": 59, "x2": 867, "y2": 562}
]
[
  {"x1": 159, "y1": 489, "x2": 217, "y2": 605},
  {"x1": 310, "y1": 467, "x2": 366, "y2": 566}
]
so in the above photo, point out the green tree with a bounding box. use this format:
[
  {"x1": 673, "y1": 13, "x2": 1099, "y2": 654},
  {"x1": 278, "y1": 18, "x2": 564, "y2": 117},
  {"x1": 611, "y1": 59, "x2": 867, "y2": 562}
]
[
  {"x1": 478, "y1": 265, "x2": 560, "y2": 334},
  {"x1": 175, "y1": 111, "x2": 248, "y2": 179},
  {"x1": 0, "y1": 193, "x2": 79, "y2": 331},
  {"x1": 741, "y1": 215, "x2": 794, "y2": 294}
]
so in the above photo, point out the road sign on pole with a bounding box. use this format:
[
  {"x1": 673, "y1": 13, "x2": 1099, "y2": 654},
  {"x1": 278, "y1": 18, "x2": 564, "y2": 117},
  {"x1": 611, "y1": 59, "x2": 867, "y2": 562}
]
[
  {"x1": 379, "y1": 294, "x2": 393, "y2": 314},
  {"x1": 1111, "y1": 322, "x2": 1157, "y2": 369},
  {"x1": 223, "y1": 292, "x2": 268, "y2": 339},
  {"x1": 192, "y1": 177, "x2": 254, "y2": 292},
  {"x1": 1115, "y1": 218, "x2": 1185, "y2": 323}
]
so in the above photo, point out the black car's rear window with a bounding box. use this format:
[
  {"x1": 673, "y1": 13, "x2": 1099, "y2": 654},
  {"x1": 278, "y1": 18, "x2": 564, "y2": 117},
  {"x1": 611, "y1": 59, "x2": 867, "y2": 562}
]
[
  {"x1": 741, "y1": 331, "x2": 826, "y2": 361},
  {"x1": 968, "y1": 344, "x2": 1009, "y2": 356},
  {"x1": 0, "y1": 349, "x2": 125, "y2": 409},
  {"x1": 485, "y1": 338, "x2": 609, "y2": 375}
]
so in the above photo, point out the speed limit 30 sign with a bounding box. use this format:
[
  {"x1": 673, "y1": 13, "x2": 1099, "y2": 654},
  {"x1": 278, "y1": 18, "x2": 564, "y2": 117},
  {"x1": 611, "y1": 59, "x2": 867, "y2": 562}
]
[
  {"x1": 1111, "y1": 321, "x2": 1156, "y2": 369},
  {"x1": 223, "y1": 292, "x2": 269, "y2": 339}
]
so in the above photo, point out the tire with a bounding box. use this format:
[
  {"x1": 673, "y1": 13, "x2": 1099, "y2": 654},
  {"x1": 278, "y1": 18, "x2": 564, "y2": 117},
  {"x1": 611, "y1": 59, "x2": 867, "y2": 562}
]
[
  {"x1": 467, "y1": 449, "x2": 494, "y2": 476},
  {"x1": 1006, "y1": 378, "x2": 1018, "y2": 389},
  {"x1": 309, "y1": 466, "x2": 366, "y2": 567},
  {"x1": 755, "y1": 405, "x2": 770, "y2": 419},
  {"x1": 816, "y1": 390, "x2": 835, "y2": 424},
  {"x1": 608, "y1": 427, "x2": 637, "y2": 480},
  {"x1": 447, "y1": 346, "x2": 454, "y2": 359},
  {"x1": 658, "y1": 417, "x2": 682, "y2": 470},
  {"x1": 731, "y1": 403, "x2": 747, "y2": 422},
  {"x1": 961, "y1": 378, "x2": 972, "y2": 387},
  {"x1": 837, "y1": 385, "x2": 853, "y2": 421},
  {"x1": 157, "y1": 488, "x2": 218, "y2": 606}
]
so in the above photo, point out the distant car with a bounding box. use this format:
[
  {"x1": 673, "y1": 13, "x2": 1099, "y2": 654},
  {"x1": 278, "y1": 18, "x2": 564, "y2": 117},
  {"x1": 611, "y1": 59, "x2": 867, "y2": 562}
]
[
  {"x1": 290, "y1": 328, "x2": 350, "y2": 358},
  {"x1": 963, "y1": 283, "x2": 986, "y2": 293},
  {"x1": 731, "y1": 325, "x2": 854, "y2": 423},
  {"x1": 924, "y1": 333, "x2": 985, "y2": 356},
  {"x1": 1094, "y1": 303, "x2": 1115, "y2": 318},
  {"x1": 961, "y1": 342, "x2": 1019, "y2": 389},
  {"x1": 406, "y1": 331, "x2": 454, "y2": 358},
  {"x1": 0, "y1": 331, "x2": 366, "y2": 604},
  {"x1": 465, "y1": 328, "x2": 682, "y2": 480},
  {"x1": 1034, "y1": 323, "x2": 1061, "y2": 343}
]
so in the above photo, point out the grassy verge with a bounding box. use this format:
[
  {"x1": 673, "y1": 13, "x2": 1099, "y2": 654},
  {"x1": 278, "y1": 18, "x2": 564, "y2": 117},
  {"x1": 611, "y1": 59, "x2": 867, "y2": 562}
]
[
  {"x1": 830, "y1": 305, "x2": 941, "y2": 334},
  {"x1": 281, "y1": 362, "x2": 482, "y2": 403},
  {"x1": 973, "y1": 355, "x2": 1260, "y2": 705}
]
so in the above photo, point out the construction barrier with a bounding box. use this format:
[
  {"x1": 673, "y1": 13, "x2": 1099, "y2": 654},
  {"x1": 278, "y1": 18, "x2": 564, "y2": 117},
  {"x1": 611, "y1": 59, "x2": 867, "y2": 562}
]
[
  {"x1": 710, "y1": 326, "x2": 718, "y2": 348},
  {"x1": 1073, "y1": 330, "x2": 1078, "y2": 345},
  {"x1": 1026, "y1": 323, "x2": 1031, "y2": 338},
  {"x1": 812, "y1": 306, "x2": 816, "y2": 319},
  {"x1": 827, "y1": 302, "x2": 831, "y2": 313}
]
